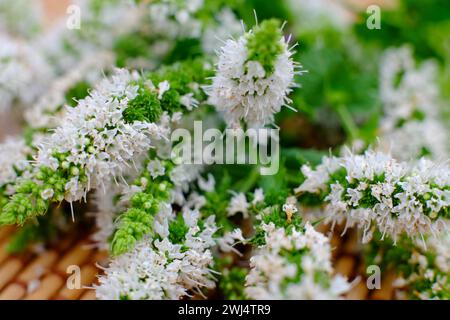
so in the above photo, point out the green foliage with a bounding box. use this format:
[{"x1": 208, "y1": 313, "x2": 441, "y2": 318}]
[
  {"x1": 293, "y1": 27, "x2": 380, "y2": 144},
  {"x1": 219, "y1": 265, "x2": 248, "y2": 300},
  {"x1": 168, "y1": 214, "x2": 189, "y2": 244},
  {"x1": 123, "y1": 59, "x2": 214, "y2": 119},
  {"x1": 114, "y1": 32, "x2": 150, "y2": 68},
  {"x1": 163, "y1": 38, "x2": 203, "y2": 65},
  {"x1": 159, "y1": 89, "x2": 181, "y2": 114},
  {"x1": 7, "y1": 215, "x2": 57, "y2": 253},
  {"x1": 252, "y1": 206, "x2": 303, "y2": 247},
  {"x1": 365, "y1": 234, "x2": 416, "y2": 277},
  {"x1": 112, "y1": 203, "x2": 155, "y2": 254},
  {"x1": 110, "y1": 158, "x2": 174, "y2": 256},
  {"x1": 65, "y1": 81, "x2": 91, "y2": 107},
  {"x1": 0, "y1": 147, "x2": 89, "y2": 226},
  {"x1": 354, "y1": 0, "x2": 450, "y2": 61},
  {"x1": 201, "y1": 170, "x2": 235, "y2": 235},
  {"x1": 0, "y1": 180, "x2": 49, "y2": 225},
  {"x1": 365, "y1": 233, "x2": 450, "y2": 299},
  {"x1": 123, "y1": 87, "x2": 162, "y2": 123},
  {"x1": 246, "y1": 19, "x2": 283, "y2": 74},
  {"x1": 148, "y1": 58, "x2": 213, "y2": 95},
  {"x1": 111, "y1": 205, "x2": 156, "y2": 256},
  {"x1": 258, "y1": 149, "x2": 326, "y2": 207}
]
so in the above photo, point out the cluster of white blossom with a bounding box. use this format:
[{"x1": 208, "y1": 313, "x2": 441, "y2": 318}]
[
  {"x1": 95, "y1": 207, "x2": 218, "y2": 300},
  {"x1": 296, "y1": 149, "x2": 450, "y2": 243},
  {"x1": 378, "y1": 46, "x2": 449, "y2": 160},
  {"x1": 0, "y1": 33, "x2": 53, "y2": 112},
  {"x1": 91, "y1": 156, "x2": 204, "y2": 251},
  {"x1": 35, "y1": 68, "x2": 168, "y2": 204},
  {"x1": 0, "y1": 0, "x2": 43, "y2": 38},
  {"x1": 127, "y1": 0, "x2": 242, "y2": 70},
  {"x1": 24, "y1": 51, "x2": 114, "y2": 129},
  {"x1": 246, "y1": 221, "x2": 350, "y2": 299},
  {"x1": 169, "y1": 164, "x2": 205, "y2": 205},
  {"x1": 207, "y1": 20, "x2": 300, "y2": 128},
  {"x1": 380, "y1": 119, "x2": 448, "y2": 161},
  {"x1": 227, "y1": 192, "x2": 250, "y2": 218},
  {"x1": 38, "y1": 0, "x2": 140, "y2": 73},
  {"x1": 389, "y1": 234, "x2": 450, "y2": 299},
  {"x1": 226, "y1": 188, "x2": 267, "y2": 219},
  {"x1": 146, "y1": 0, "x2": 204, "y2": 40},
  {"x1": 201, "y1": 8, "x2": 242, "y2": 54}
]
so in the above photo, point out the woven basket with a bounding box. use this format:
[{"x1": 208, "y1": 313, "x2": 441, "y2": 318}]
[
  {"x1": 0, "y1": 226, "x2": 106, "y2": 300},
  {"x1": 0, "y1": 224, "x2": 397, "y2": 300}
]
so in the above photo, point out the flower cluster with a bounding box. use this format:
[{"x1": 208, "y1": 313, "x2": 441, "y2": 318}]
[
  {"x1": 246, "y1": 206, "x2": 350, "y2": 299},
  {"x1": 0, "y1": 137, "x2": 33, "y2": 214},
  {"x1": 0, "y1": 33, "x2": 53, "y2": 112},
  {"x1": 398, "y1": 235, "x2": 450, "y2": 299},
  {"x1": 112, "y1": 0, "x2": 242, "y2": 69},
  {"x1": 2, "y1": 0, "x2": 448, "y2": 302},
  {"x1": 0, "y1": 60, "x2": 210, "y2": 226},
  {"x1": 39, "y1": 0, "x2": 141, "y2": 73},
  {"x1": 378, "y1": 46, "x2": 449, "y2": 160},
  {"x1": 367, "y1": 233, "x2": 450, "y2": 300},
  {"x1": 146, "y1": 0, "x2": 204, "y2": 41},
  {"x1": 0, "y1": 0, "x2": 43, "y2": 38},
  {"x1": 108, "y1": 156, "x2": 203, "y2": 256},
  {"x1": 24, "y1": 51, "x2": 114, "y2": 130},
  {"x1": 207, "y1": 19, "x2": 300, "y2": 128},
  {"x1": 96, "y1": 207, "x2": 218, "y2": 300},
  {"x1": 296, "y1": 149, "x2": 450, "y2": 243},
  {"x1": 201, "y1": 8, "x2": 242, "y2": 54}
]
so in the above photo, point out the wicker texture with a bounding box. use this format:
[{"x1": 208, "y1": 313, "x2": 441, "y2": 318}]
[
  {"x1": 0, "y1": 224, "x2": 398, "y2": 300},
  {"x1": 0, "y1": 226, "x2": 106, "y2": 300}
]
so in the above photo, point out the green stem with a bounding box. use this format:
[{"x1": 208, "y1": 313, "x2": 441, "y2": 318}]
[
  {"x1": 237, "y1": 165, "x2": 260, "y2": 193},
  {"x1": 335, "y1": 104, "x2": 359, "y2": 142}
]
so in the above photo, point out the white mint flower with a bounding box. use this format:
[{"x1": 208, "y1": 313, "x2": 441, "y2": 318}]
[
  {"x1": 40, "y1": 189, "x2": 54, "y2": 200},
  {"x1": 38, "y1": 0, "x2": 141, "y2": 74},
  {"x1": 0, "y1": 0, "x2": 43, "y2": 37},
  {"x1": 380, "y1": 46, "x2": 439, "y2": 121},
  {"x1": 282, "y1": 201, "x2": 298, "y2": 222},
  {"x1": 252, "y1": 188, "x2": 265, "y2": 205},
  {"x1": 146, "y1": 0, "x2": 203, "y2": 41},
  {"x1": 227, "y1": 192, "x2": 249, "y2": 218},
  {"x1": 169, "y1": 164, "x2": 203, "y2": 196},
  {"x1": 379, "y1": 119, "x2": 448, "y2": 161},
  {"x1": 35, "y1": 68, "x2": 166, "y2": 204},
  {"x1": 378, "y1": 46, "x2": 449, "y2": 161},
  {"x1": 198, "y1": 173, "x2": 215, "y2": 192},
  {"x1": 245, "y1": 221, "x2": 350, "y2": 299},
  {"x1": 158, "y1": 81, "x2": 170, "y2": 99},
  {"x1": 385, "y1": 233, "x2": 450, "y2": 299},
  {"x1": 0, "y1": 33, "x2": 53, "y2": 112},
  {"x1": 91, "y1": 188, "x2": 122, "y2": 251},
  {"x1": 179, "y1": 93, "x2": 199, "y2": 111},
  {"x1": 218, "y1": 228, "x2": 245, "y2": 254},
  {"x1": 96, "y1": 237, "x2": 188, "y2": 300},
  {"x1": 24, "y1": 51, "x2": 114, "y2": 130},
  {"x1": 207, "y1": 19, "x2": 301, "y2": 127},
  {"x1": 147, "y1": 159, "x2": 166, "y2": 179},
  {"x1": 296, "y1": 149, "x2": 450, "y2": 243},
  {"x1": 96, "y1": 205, "x2": 218, "y2": 300}
]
